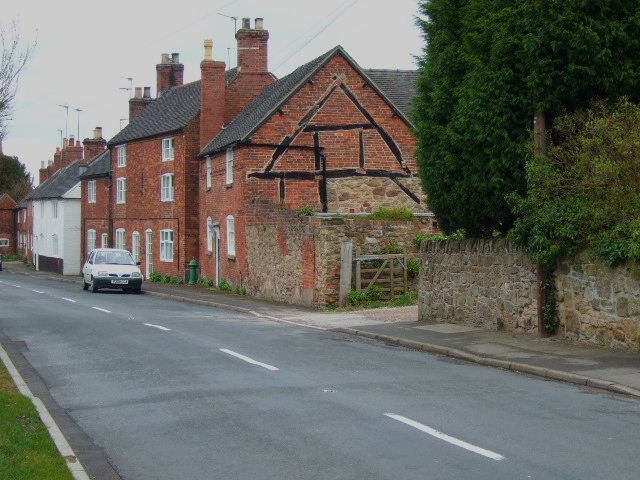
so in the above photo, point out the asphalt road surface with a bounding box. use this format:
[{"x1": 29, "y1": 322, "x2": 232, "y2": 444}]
[{"x1": 1, "y1": 271, "x2": 639, "y2": 480}]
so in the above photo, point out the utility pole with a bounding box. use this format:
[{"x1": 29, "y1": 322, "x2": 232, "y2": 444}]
[
  {"x1": 57, "y1": 104, "x2": 70, "y2": 138},
  {"x1": 74, "y1": 107, "x2": 83, "y2": 140}
]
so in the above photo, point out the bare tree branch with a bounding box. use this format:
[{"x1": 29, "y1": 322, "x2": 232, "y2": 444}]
[{"x1": 0, "y1": 21, "x2": 37, "y2": 141}]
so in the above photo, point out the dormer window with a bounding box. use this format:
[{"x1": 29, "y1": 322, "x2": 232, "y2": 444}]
[{"x1": 162, "y1": 138, "x2": 175, "y2": 161}]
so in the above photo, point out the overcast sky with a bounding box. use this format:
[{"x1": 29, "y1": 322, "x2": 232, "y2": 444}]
[{"x1": 3, "y1": 0, "x2": 424, "y2": 183}]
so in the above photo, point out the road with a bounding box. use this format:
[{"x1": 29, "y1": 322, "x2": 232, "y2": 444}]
[{"x1": 1, "y1": 271, "x2": 639, "y2": 480}]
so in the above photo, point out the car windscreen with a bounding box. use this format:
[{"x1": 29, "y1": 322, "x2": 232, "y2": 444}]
[{"x1": 94, "y1": 251, "x2": 135, "y2": 265}]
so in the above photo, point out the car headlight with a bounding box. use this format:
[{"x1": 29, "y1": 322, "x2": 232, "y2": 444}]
[
  {"x1": 131, "y1": 272, "x2": 141, "y2": 278},
  {"x1": 97, "y1": 271, "x2": 109, "y2": 276}
]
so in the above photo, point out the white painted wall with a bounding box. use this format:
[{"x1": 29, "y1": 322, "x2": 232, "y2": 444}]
[{"x1": 32, "y1": 182, "x2": 81, "y2": 275}]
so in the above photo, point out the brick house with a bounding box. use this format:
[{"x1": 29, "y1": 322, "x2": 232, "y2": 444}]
[
  {"x1": 79, "y1": 127, "x2": 109, "y2": 263},
  {"x1": 102, "y1": 20, "x2": 276, "y2": 280},
  {"x1": 15, "y1": 199, "x2": 30, "y2": 257},
  {"x1": 0, "y1": 193, "x2": 18, "y2": 255},
  {"x1": 197, "y1": 43, "x2": 430, "y2": 297}
]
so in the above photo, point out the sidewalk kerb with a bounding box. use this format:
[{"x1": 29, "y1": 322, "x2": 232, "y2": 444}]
[
  {"x1": 332, "y1": 327, "x2": 640, "y2": 400},
  {"x1": 0, "y1": 343, "x2": 91, "y2": 480}
]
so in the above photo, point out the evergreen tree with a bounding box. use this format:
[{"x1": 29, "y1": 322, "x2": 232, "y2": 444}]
[
  {"x1": 414, "y1": 0, "x2": 640, "y2": 236},
  {"x1": 0, "y1": 153, "x2": 32, "y2": 201}
]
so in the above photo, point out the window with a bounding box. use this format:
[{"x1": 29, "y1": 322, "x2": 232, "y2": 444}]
[
  {"x1": 162, "y1": 138, "x2": 175, "y2": 161},
  {"x1": 0, "y1": 238, "x2": 9, "y2": 247},
  {"x1": 116, "y1": 228, "x2": 126, "y2": 250},
  {"x1": 87, "y1": 229, "x2": 96, "y2": 254},
  {"x1": 116, "y1": 178, "x2": 127, "y2": 204},
  {"x1": 225, "y1": 148, "x2": 234, "y2": 185},
  {"x1": 52, "y1": 201, "x2": 58, "y2": 219},
  {"x1": 226, "y1": 215, "x2": 235, "y2": 257},
  {"x1": 117, "y1": 145, "x2": 127, "y2": 167},
  {"x1": 206, "y1": 157, "x2": 212, "y2": 189},
  {"x1": 101, "y1": 233, "x2": 109, "y2": 248},
  {"x1": 88, "y1": 180, "x2": 97, "y2": 203},
  {"x1": 160, "y1": 229, "x2": 174, "y2": 262},
  {"x1": 161, "y1": 173, "x2": 175, "y2": 202},
  {"x1": 206, "y1": 217, "x2": 213, "y2": 252},
  {"x1": 51, "y1": 234, "x2": 59, "y2": 256},
  {"x1": 132, "y1": 232, "x2": 141, "y2": 263}
]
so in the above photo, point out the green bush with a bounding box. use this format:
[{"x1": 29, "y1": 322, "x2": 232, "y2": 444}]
[
  {"x1": 198, "y1": 277, "x2": 215, "y2": 287},
  {"x1": 348, "y1": 290, "x2": 370, "y2": 306},
  {"x1": 367, "y1": 284, "x2": 384, "y2": 301},
  {"x1": 0, "y1": 254, "x2": 27, "y2": 262},
  {"x1": 381, "y1": 241, "x2": 403, "y2": 254},
  {"x1": 148, "y1": 272, "x2": 162, "y2": 282},
  {"x1": 298, "y1": 205, "x2": 316, "y2": 216},
  {"x1": 369, "y1": 206, "x2": 414, "y2": 221},
  {"x1": 509, "y1": 100, "x2": 640, "y2": 268},
  {"x1": 407, "y1": 258, "x2": 421, "y2": 278},
  {"x1": 413, "y1": 229, "x2": 466, "y2": 248},
  {"x1": 233, "y1": 285, "x2": 247, "y2": 296},
  {"x1": 219, "y1": 279, "x2": 232, "y2": 291},
  {"x1": 161, "y1": 274, "x2": 183, "y2": 285}
]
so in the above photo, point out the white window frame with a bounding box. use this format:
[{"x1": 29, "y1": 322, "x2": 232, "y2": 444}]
[
  {"x1": 0, "y1": 238, "x2": 9, "y2": 247},
  {"x1": 101, "y1": 233, "x2": 109, "y2": 248},
  {"x1": 52, "y1": 200, "x2": 58, "y2": 219},
  {"x1": 132, "y1": 231, "x2": 141, "y2": 263},
  {"x1": 225, "y1": 148, "x2": 234, "y2": 185},
  {"x1": 116, "y1": 178, "x2": 127, "y2": 204},
  {"x1": 116, "y1": 228, "x2": 126, "y2": 250},
  {"x1": 162, "y1": 138, "x2": 175, "y2": 161},
  {"x1": 161, "y1": 173, "x2": 175, "y2": 202},
  {"x1": 160, "y1": 229, "x2": 174, "y2": 262},
  {"x1": 87, "y1": 229, "x2": 96, "y2": 254},
  {"x1": 117, "y1": 145, "x2": 127, "y2": 167},
  {"x1": 206, "y1": 157, "x2": 212, "y2": 189},
  {"x1": 206, "y1": 217, "x2": 213, "y2": 252},
  {"x1": 226, "y1": 215, "x2": 235, "y2": 257},
  {"x1": 88, "y1": 180, "x2": 97, "y2": 203}
]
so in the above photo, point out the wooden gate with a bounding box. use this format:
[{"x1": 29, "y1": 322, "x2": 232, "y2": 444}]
[{"x1": 353, "y1": 249, "x2": 408, "y2": 299}]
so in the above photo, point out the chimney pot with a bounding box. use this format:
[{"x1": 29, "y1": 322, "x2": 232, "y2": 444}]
[
  {"x1": 41, "y1": 161, "x2": 45, "y2": 169},
  {"x1": 161, "y1": 53, "x2": 171, "y2": 64},
  {"x1": 69, "y1": 135, "x2": 75, "y2": 146},
  {"x1": 63, "y1": 138, "x2": 69, "y2": 148},
  {"x1": 134, "y1": 86, "x2": 143, "y2": 99},
  {"x1": 255, "y1": 18, "x2": 264, "y2": 29},
  {"x1": 171, "y1": 53, "x2": 179, "y2": 63},
  {"x1": 143, "y1": 86, "x2": 151, "y2": 98},
  {"x1": 94, "y1": 127, "x2": 102, "y2": 139},
  {"x1": 48, "y1": 159, "x2": 53, "y2": 166},
  {"x1": 56, "y1": 147, "x2": 61, "y2": 153},
  {"x1": 242, "y1": 17, "x2": 250, "y2": 29},
  {"x1": 203, "y1": 39, "x2": 213, "y2": 60}
]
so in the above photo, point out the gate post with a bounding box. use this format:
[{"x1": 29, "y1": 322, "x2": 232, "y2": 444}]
[{"x1": 339, "y1": 242, "x2": 353, "y2": 307}]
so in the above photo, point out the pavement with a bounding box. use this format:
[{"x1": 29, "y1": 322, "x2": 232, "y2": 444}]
[
  {"x1": 1, "y1": 269, "x2": 640, "y2": 479},
  {"x1": 4, "y1": 261, "x2": 640, "y2": 399}
]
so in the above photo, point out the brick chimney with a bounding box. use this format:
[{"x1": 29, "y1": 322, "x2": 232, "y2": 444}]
[
  {"x1": 200, "y1": 40, "x2": 226, "y2": 150},
  {"x1": 129, "y1": 86, "x2": 153, "y2": 122},
  {"x1": 236, "y1": 18, "x2": 269, "y2": 73},
  {"x1": 157, "y1": 52, "x2": 184, "y2": 96},
  {"x1": 46, "y1": 137, "x2": 83, "y2": 178},
  {"x1": 82, "y1": 127, "x2": 107, "y2": 166},
  {"x1": 39, "y1": 161, "x2": 49, "y2": 184}
]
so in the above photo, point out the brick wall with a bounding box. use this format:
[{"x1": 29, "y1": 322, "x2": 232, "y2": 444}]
[{"x1": 0, "y1": 208, "x2": 16, "y2": 255}]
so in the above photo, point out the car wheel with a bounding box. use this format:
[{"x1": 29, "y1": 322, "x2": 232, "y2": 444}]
[
  {"x1": 91, "y1": 277, "x2": 99, "y2": 293},
  {"x1": 133, "y1": 287, "x2": 141, "y2": 294},
  {"x1": 83, "y1": 281, "x2": 89, "y2": 291}
]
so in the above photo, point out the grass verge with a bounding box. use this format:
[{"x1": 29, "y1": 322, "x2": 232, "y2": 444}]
[{"x1": 0, "y1": 358, "x2": 73, "y2": 480}]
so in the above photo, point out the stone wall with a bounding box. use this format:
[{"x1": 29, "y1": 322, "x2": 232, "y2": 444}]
[
  {"x1": 418, "y1": 240, "x2": 538, "y2": 332},
  {"x1": 327, "y1": 177, "x2": 427, "y2": 213},
  {"x1": 557, "y1": 255, "x2": 640, "y2": 350}
]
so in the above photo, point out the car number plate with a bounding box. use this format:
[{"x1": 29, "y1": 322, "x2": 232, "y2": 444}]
[{"x1": 111, "y1": 279, "x2": 128, "y2": 285}]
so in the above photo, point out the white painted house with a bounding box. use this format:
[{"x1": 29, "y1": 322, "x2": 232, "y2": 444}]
[{"x1": 24, "y1": 159, "x2": 82, "y2": 275}]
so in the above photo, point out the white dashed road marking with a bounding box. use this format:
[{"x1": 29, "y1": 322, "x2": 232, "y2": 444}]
[
  {"x1": 144, "y1": 323, "x2": 171, "y2": 332},
  {"x1": 62, "y1": 298, "x2": 77, "y2": 303},
  {"x1": 384, "y1": 413, "x2": 505, "y2": 461},
  {"x1": 32, "y1": 289, "x2": 45, "y2": 294},
  {"x1": 92, "y1": 307, "x2": 111, "y2": 314},
  {"x1": 220, "y1": 348, "x2": 279, "y2": 371}
]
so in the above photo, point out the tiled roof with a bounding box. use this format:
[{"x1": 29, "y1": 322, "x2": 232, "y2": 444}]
[
  {"x1": 80, "y1": 150, "x2": 111, "y2": 179},
  {"x1": 24, "y1": 159, "x2": 82, "y2": 200},
  {"x1": 108, "y1": 68, "x2": 239, "y2": 147},
  {"x1": 364, "y1": 69, "x2": 419, "y2": 120},
  {"x1": 199, "y1": 46, "x2": 417, "y2": 157},
  {"x1": 0, "y1": 193, "x2": 18, "y2": 209}
]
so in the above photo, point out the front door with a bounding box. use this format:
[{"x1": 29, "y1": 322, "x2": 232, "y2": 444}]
[
  {"x1": 145, "y1": 230, "x2": 154, "y2": 278},
  {"x1": 213, "y1": 226, "x2": 221, "y2": 287}
]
